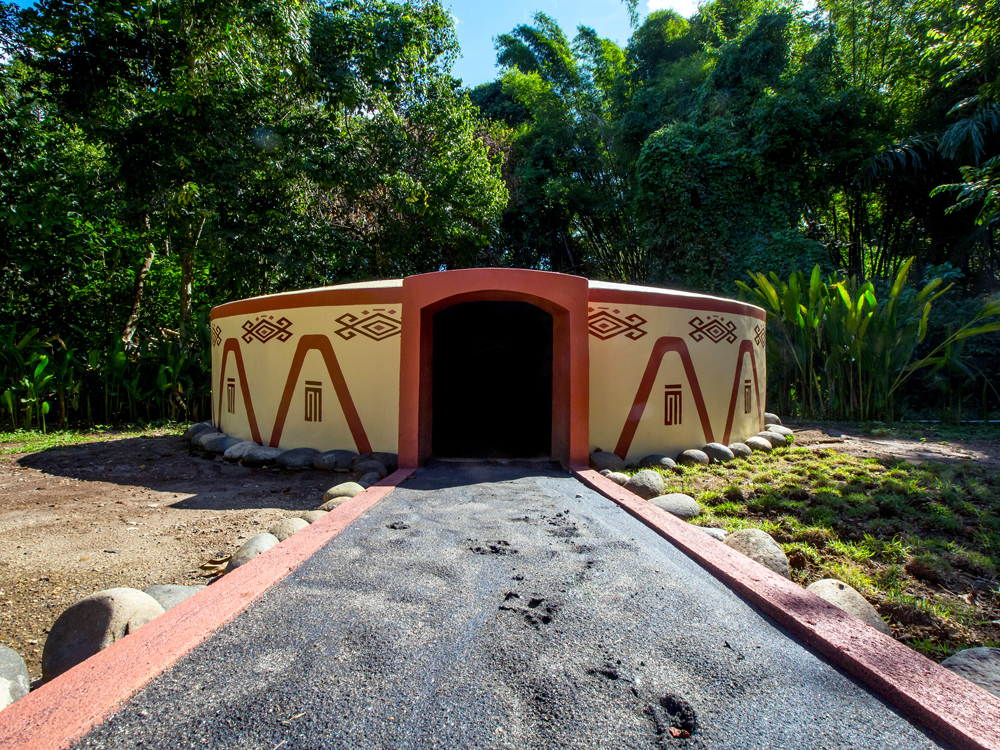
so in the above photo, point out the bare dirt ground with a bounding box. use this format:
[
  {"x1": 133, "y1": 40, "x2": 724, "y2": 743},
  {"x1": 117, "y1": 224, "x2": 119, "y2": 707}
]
[
  {"x1": 790, "y1": 422, "x2": 1000, "y2": 468},
  {"x1": 1, "y1": 424, "x2": 998, "y2": 684},
  {"x1": 0, "y1": 431, "x2": 335, "y2": 681}
]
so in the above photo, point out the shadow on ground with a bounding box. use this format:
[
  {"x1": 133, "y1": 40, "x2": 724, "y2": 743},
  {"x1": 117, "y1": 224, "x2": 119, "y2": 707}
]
[{"x1": 15, "y1": 434, "x2": 338, "y2": 512}]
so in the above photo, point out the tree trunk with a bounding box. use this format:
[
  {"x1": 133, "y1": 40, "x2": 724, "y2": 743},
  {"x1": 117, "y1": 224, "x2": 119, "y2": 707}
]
[
  {"x1": 121, "y1": 240, "x2": 157, "y2": 345},
  {"x1": 178, "y1": 249, "x2": 193, "y2": 344},
  {"x1": 178, "y1": 216, "x2": 206, "y2": 345}
]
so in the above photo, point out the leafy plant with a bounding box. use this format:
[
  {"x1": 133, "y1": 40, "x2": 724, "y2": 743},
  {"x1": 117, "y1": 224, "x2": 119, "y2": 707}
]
[{"x1": 739, "y1": 258, "x2": 1000, "y2": 420}]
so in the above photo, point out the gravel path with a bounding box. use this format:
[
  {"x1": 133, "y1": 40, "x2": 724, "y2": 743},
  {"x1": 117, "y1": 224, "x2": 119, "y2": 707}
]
[{"x1": 74, "y1": 462, "x2": 947, "y2": 749}]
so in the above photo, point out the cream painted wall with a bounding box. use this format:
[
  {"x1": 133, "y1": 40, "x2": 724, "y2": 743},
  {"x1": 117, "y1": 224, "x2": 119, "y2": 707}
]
[
  {"x1": 588, "y1": 302, "x2": 766, "y2": 463},
  {"x1": 211, "y1": 303, "x2": 402, "y2": 453}
]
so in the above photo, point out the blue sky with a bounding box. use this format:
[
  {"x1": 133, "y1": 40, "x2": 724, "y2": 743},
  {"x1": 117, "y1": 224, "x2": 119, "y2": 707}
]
[
  {"x1": 446, "y1": 0, "x2": 694, "y2": 87},
  {"x1": 5, "y1": 0, "x2": 697, "y2": 87}
]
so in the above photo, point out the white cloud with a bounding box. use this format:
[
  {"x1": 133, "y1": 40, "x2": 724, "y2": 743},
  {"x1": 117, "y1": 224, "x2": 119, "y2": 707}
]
[{"x1": 647, "y1": 0, "x2": 699, "y2": 18}]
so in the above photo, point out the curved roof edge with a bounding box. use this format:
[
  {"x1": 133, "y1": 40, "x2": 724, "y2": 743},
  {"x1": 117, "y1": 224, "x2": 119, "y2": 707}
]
[{"x1": 210, "y1": 270, "x2": 764, "y2": 320}]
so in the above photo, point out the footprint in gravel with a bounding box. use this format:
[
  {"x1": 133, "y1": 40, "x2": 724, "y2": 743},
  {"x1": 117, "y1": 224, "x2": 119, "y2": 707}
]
[
  {"x1": 586, "y1": 663, "x2": 621, "y2": 681},
  {"x1": 386, "y1": 521, "x2": 410, "y2": 530},
  {"x1": 498, "y1": 594, "x2": 558, "y2": 628},
  {"x1": 648, "y1": 694, "x2": 697, "y2": 742},
  {"x1": 468, "y1": 539, "x2": 518, "y2": 555}
]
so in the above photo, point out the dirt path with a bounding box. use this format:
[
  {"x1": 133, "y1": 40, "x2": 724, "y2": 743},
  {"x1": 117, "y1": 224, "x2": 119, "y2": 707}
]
[
  {"x1": 790, "y1": 422, "x2": 1000, "y2": 468},
  {"x1": 0, "y1": 432, "x2": 335, "y2": 681}
]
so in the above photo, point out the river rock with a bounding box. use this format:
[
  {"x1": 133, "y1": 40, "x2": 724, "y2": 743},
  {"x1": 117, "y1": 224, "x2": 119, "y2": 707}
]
[
  {"x1": 357, "y1": 473, "x2": 381, "y2": 487},
  {"x1": 268, "y1": 517, "x2": 310, "y2": 541},
  {"x1": 277, "y1": 447, "x2": 321, "y2": 470},
  {"x1": 226, "y1": 534, "x2": 280, "y2": 573},
  {"x1": 764, "y1": 412, "x2": 782, "y2": 426},
  {"x1": 42, "y1": 588, "x2": 165, "y2": 682},
  {"x1": 590, "y1": 451, "x2": 625, "y2": 473},
  {"x1": 203, "y1": 435, "x2": 242, "y2": 455},
  {"x1": 758, "y1": 431, "x2": 789, "y2": 448},
  {"x1": 314, "y1": 450, "x2": 358, "y2": 472},
  {"x1": 728, "y1": 442, "x2": 753, "y2": 459},
  {"x1": 143, "y1": 584, "x2": 205, "y2": 612},
  {"x1": 623, "y1": 469, "x2": 664, "y2": 499},
  {"x1": 694, "y1": 525, "x2": 727, "y2": 541},
  {"x1": 223, "y1": 440, "x2": 259, "y2": 461},
  {"x1": 241, "y1": 445, "x2": 285, "y2": 467},
  {"x1": 941, "y1": 648, "x2": 1000, "y2": 698},
  {"x1": 724, "y1": 529, "x2": 790, "y2": 578},
  {"x1": 650, "y1": 493, "x2": 701, "y2": 520},
  {"x1": 321, "y1": 481, "x2": 366, "y2": 506},
  {"x1": 298, "y1": 510, "x2": 328, "y2": 524},
  {"x1": 744, "y1": 436, "x2": 773, "y2": 453},
  {"x1": 702, "y1": 443, "x2": 735, "y2": 463},
  {"x1": 677, "y1": 449, "x2": 709, "y2": 466},
  {"x1": 806, "y1": 579, "x2": 890, "y2": 635},
  {"x1": 768, "y1": 425, "x2": 794, "y2": 440},
  {"x1": 0, "y1": 645, "x2": 29, "y2": 709},
  {"x1": 354, "y1": 460, "x2": 388, "y2": 480},
  {"x1": 355, "y1": 452, "x2": 399, "y2": 473},
  {"x1": 194, "y1": 430, "x2": 225, "y2": 448},
  {"x1": 183, "y1": 421, "x2": 213, "y2": 440},
  {"x1": 604, "y1": 472, "x2": 629, "y2": 486},
  {"x1": 639, "y1": 454, "x2": 677, "y2": 470}
]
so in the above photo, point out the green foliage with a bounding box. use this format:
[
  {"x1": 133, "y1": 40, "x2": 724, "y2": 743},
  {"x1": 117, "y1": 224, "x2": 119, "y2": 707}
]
[
  {"x1": 2, "y1": 0, "x2": 1000, "y2": 422},
  {"x1": 738, "y1": 260, "x2": 1000, "y2": 420},
  {"x1": 0, "y1": 0, "x2": 506, "y2": 427}
]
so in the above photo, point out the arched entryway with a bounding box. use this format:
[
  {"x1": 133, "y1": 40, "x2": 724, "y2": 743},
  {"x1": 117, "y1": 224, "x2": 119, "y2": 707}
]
[
  {"x1": 432, "y1": 301, "x2": 553, "y2": 458},
  {"x1": 397, "y1": 269, "x2": 590, "y2": 468}
]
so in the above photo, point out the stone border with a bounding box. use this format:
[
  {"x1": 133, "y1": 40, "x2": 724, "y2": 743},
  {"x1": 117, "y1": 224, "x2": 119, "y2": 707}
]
[
  {"x1": 0, "y1": 469, "x2": 415, "y2": 750},
  {"x1": 573, "y1": 467, "x2": 1000, "y2": 750}
]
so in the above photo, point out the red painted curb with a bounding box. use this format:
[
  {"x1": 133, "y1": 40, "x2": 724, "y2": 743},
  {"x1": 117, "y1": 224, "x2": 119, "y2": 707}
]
[
  {"x1": 0, "y1": 468, "x2": 415, "y2": 750},
  {"x1": 573, "y1": 467, "x2": 1000, "y2": 750}
]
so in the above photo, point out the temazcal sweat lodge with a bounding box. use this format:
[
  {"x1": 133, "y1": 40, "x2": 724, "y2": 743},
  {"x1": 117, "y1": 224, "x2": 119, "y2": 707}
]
[{"x1": 209, "y1": 268, "x2": 767, "y2": 468}]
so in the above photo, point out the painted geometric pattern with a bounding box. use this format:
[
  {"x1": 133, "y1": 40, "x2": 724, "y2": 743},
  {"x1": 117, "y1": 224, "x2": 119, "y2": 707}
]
[
  {"x1": 588, "y1": 308, "x2": 648, "y2": 341},
  {"x1": 211, "y1": 324, "x2": 222, "y2": 347},
  {"x1": 242, "y1": 315, "x2": 293, "y2": 344},
  {"x1": 334, "y1": 309, "x2": 401, "y2": 342},
  {"x1": 688, "y1": 315, "x2": 737, "y2": 344},
  {"x1": 754, "y1": 324, "x2": 765, "y2": 347}
]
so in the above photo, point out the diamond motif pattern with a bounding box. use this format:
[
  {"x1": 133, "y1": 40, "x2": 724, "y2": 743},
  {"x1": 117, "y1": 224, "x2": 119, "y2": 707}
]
[
  {"x1": 753, "y1": 324, "x2": 765, "y2": 347},
  {"x1": 334, "y1": 311, "x2": 401, "y2": 342},
  {"x1": 241, "y1": 316, "x2": 294, "y2": 344},
  {"x1": 211, "y1": 324, "x2": 222, "y2": 347},
  {"x1": 588, "y1": 310, "x2": 648, "y2": 341},
  {"x1": 688, "y1": 315, "x2": 737, "y2": 344}
]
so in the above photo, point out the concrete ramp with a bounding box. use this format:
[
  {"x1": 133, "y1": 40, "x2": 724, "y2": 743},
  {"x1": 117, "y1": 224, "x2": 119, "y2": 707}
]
[{"x1": 72, "y1": 463, "x2": 945, "y2": 749}]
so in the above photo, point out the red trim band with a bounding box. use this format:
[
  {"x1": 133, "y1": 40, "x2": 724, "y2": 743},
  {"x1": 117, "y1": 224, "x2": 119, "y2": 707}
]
[
  {"x1": 588, "y1": 288, "x2": 765, "y2": 320},
  {"x1": 211, "y1": 287, "x2": 403, "y2": 321}
]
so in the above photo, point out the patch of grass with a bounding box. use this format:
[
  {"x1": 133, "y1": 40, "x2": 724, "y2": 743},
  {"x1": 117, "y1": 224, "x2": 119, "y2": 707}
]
[
  {"x1": 643, "y1": 443, "x2": 1000, "y2": 662},
  {"x1": 0, "y1": 425, "x2": 182, "y2": 456}
]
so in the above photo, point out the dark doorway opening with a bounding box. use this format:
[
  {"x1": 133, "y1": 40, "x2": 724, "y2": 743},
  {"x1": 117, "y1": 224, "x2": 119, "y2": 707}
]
[{"x1": 432, "y1": 301, "x2": 553, "y2": 458}]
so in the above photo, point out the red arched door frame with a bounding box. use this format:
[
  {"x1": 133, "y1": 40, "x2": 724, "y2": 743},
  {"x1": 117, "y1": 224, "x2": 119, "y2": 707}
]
[{"x1": 398, "y1": 269, "x2": 590, "y2": 468}]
